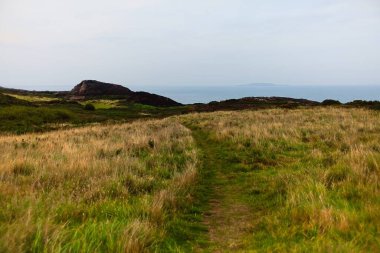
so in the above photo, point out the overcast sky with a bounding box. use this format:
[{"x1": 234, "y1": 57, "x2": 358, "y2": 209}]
[{"x1": 0, "y1": 0, "x2": 379, "y2": 90}]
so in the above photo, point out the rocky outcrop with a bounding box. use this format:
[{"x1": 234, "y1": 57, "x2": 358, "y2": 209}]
[
  {"x1": 70, "y1": 80, "x2": 132, "y2": 96},
  {"x1": 69, "y1": 80, "x2": 182, "y2": 107}
]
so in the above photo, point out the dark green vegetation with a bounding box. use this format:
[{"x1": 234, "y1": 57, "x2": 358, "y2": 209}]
[
  {"x1": 346, "y1": 100, "x2": 380, "y2": 110},
  {"x1": 0, "y1": 97, "x2": 190, "y2": 134},
  {"x1": 83, "y1": 103, "x2": 95, "y2": 111},
  {"x1": 0, "y1": 105, "x2": 80, "y2": 133},
  {"x1": 322, "y1": 99, "x2": 342, "y2": 105}
]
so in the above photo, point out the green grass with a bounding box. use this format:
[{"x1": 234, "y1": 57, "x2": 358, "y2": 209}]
[
  {"x1": 156, "y1": 126, "x2": 214, "y2": 252},
  {"x1": 180, "y1": 108, "x2": 380, "y2": 252},
  {"x1": 79, "y1": 99, "x2": 122, "y2": 109},
  {"x1": 180, "y1": 123, "x2": 260, "y2": 251},
  {"x1": 0, "y1": 106, "x2": 77, "y2": 133},
  {"x1": 0, "y1": 102, "x2": 191, "y2": 134}
]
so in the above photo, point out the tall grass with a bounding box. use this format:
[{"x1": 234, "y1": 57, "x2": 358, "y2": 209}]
[
  {"x1": 0, "y1": 118, "x2": 198, "y2": 252},
  {"x1": 181, "y1": 108, "x2": 380, "y2": 251}
]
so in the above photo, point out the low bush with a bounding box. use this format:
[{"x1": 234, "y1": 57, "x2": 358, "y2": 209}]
[
  {"x1": 84, "y1": 103, "x2": 95, "y2": 111},
  {"x1": 322, "y1": 99, "x2": 341, "y2": 105}
]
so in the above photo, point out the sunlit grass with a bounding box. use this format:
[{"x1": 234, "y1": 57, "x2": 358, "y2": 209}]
[
  {"x1": 79, "y1": 99, "x2": 122, "y2": 109},
  {"x1": 5, "y1": 93, "x2": 60, "y2": 102}
]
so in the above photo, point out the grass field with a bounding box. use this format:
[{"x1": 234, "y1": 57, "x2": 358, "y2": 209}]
[
  {"x1": 78, "y1": 99, "x2": 123, "y2": 109},
  {"x1": 0, "y1": 119, "x2": 198, "y2": 252},
  {"x1": 0, "y1": 107, "x2": 379, "y2": 252},
  {"x1": 182, "y1": 108, "x2": 380, "y2": 252}
]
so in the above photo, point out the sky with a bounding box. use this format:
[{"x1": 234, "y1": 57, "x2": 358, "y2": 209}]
[{"x1": 0, "y1": 0, "x2": 379, "y2": 90}]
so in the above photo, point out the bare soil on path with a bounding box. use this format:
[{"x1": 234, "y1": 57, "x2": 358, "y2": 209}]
[{"x1": 189, "y1": 127, "x2": 255, "y2": 252}]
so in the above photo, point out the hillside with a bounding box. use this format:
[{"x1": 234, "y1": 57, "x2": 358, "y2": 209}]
[{"x1": 0, "y1": 93, "x2": 30, "y2": 105}]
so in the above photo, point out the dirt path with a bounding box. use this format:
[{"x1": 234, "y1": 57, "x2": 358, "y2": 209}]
[
  {"x1": 203, "y1": 190, "x2": 253, "y2": 251},
  {"x1": 189, "y1": 126, "x2": 254, "y2": 252}
]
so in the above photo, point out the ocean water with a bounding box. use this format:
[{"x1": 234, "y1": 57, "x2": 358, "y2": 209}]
[{"x1": 141, "y1": 85, "x2": 380, "y2": 104}]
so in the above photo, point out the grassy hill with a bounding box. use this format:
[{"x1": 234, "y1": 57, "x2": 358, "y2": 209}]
[
  {"x1": 0, "y1": 93, "x2": 189, "y2": 134},
  {"x1": 0, "y1": 107, "x2": 379, "y2": 252},
  {"x1": 0, "y1": 93, "x2": 30, "y2": 105}
]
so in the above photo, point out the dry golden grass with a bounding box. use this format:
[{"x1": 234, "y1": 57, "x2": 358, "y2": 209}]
[{"x1": 0, "y1": 118, "x2": 198, "y2": 252}]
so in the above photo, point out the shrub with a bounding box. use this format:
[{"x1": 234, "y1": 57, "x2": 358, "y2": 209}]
[
  {"x1": 322, "y1": 99, "x2": 341, "y2": 106},
  {"x1": 84, "y1": 103, "x2": 95, "y2": 111}
]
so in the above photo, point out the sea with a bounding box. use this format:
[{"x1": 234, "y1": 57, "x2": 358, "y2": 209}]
[{"x1": 139, "y1": 85, "x2": 380, "y2": 104}]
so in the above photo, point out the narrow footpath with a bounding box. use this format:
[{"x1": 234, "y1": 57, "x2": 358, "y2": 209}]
[{"x1": 187, "y1": 125, "x2": 255, "y2": 252}]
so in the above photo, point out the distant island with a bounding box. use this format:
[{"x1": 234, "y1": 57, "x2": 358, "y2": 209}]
[{"x1": 238, "y1": 83, "x2": 286, "y2": 87}]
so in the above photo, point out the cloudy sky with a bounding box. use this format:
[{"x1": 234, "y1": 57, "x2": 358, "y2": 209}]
[{"x1": 0, "y1": 0, "x2": 379, "y2": 90}]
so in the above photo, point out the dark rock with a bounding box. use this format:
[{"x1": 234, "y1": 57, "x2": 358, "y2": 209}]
[
  {"x1": 69, "y1": 80, "x2": 182, "y2": 107},
  {"x1": 70, "y1": 80, "x2": 132, "y2": 96}
]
